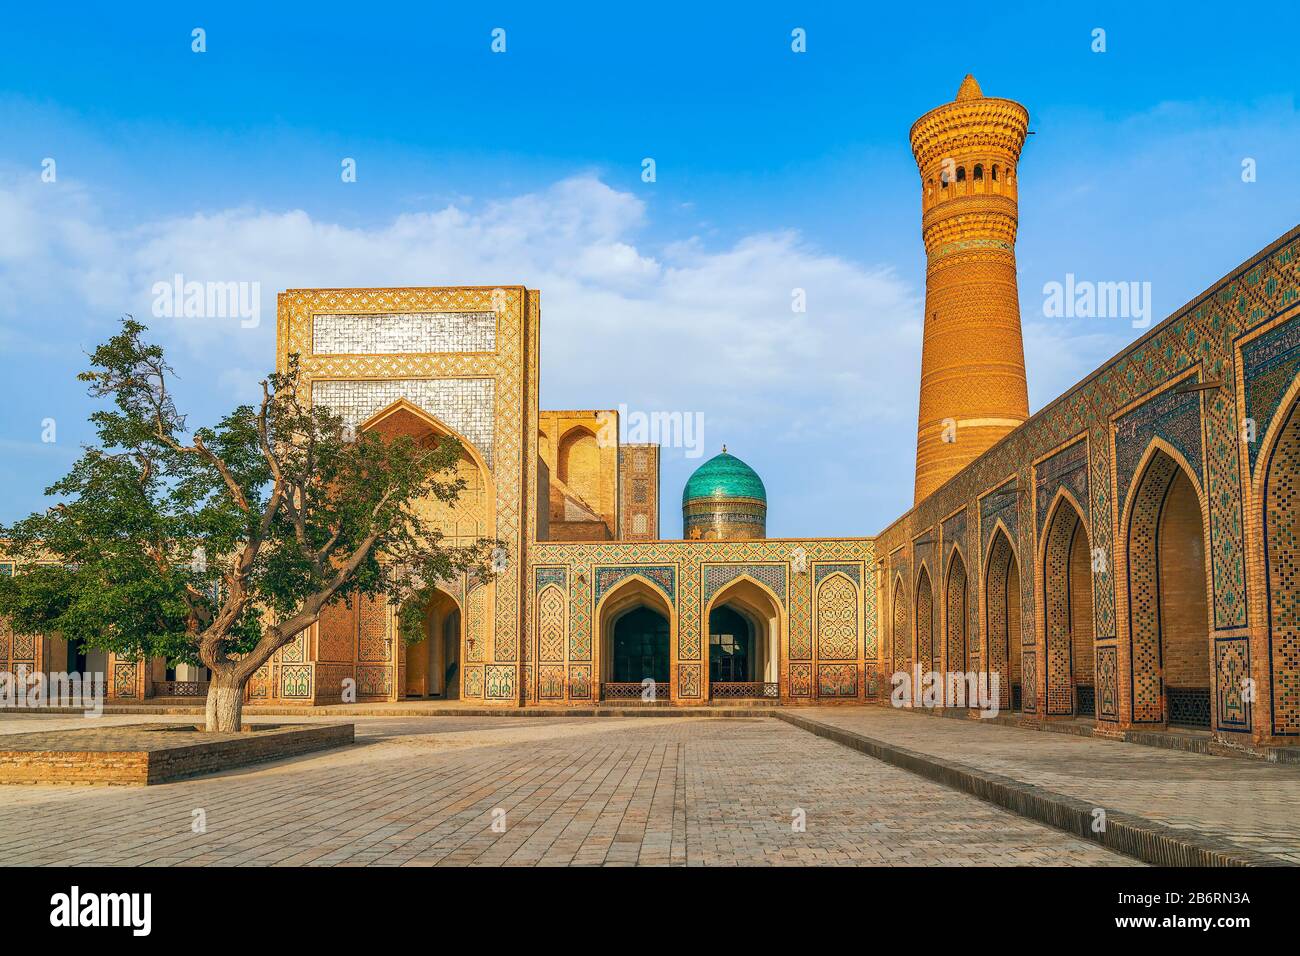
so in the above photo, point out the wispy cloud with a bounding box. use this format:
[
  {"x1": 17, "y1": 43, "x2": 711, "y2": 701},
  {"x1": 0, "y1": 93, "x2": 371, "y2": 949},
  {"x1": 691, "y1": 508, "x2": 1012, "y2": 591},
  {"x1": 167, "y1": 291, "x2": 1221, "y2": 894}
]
[{"x1": 0, "y1": 172, "x2": 922, "y2": 534}]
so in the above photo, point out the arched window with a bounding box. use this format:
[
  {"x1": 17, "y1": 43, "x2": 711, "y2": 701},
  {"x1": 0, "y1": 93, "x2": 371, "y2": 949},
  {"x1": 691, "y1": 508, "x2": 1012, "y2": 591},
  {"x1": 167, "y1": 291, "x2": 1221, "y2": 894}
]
[
  {"x1": 991, "y1": 164, "x2": 998, "y2": 181},
  {"x1": 973, "y1": 164, "x2": 983, "y2": 180},
  {"x1": 940, "y1": 169, "x2": 950, "y2": 187},
  {"x1": 956, "y1": 166, "x2": 966, "y2": 182}
]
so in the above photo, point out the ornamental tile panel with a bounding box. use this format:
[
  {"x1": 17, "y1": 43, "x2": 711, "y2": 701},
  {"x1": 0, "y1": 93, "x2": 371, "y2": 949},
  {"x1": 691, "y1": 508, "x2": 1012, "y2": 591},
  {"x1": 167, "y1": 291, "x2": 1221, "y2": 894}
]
[{"x1": 312, "y1": 311, "x2": 496, "y2": 355}]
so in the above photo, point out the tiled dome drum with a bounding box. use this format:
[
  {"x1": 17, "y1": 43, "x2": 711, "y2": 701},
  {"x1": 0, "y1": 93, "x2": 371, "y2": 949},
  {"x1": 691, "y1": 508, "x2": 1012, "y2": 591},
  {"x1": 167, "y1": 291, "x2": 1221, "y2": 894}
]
[{"x1": 681, "y1": 450, "x2": 767, "y2": 540}]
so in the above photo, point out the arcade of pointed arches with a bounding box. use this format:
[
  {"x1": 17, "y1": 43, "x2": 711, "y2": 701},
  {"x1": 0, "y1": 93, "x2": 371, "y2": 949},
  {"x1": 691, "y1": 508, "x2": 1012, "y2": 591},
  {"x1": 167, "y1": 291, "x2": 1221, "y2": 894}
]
[{"x1": 884, "y1": 415, "x2": 1293, "y2": 735}]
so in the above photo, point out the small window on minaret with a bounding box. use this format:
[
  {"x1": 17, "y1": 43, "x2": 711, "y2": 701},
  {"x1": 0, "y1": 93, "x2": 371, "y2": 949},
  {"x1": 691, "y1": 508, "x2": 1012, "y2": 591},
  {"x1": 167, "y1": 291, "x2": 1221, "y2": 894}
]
[
  {"x1": 940, "y1": 170, "x2": 950, "y2": 186},
  {"x1": 973, "y1": 164, "x2": 983, "y2": 180},
  {"x1": 991, "y1": 165, "x2": 999, "y2": 181},
  {"x1": 956, "y1": 167, "x2": 966, "y2": 182}
]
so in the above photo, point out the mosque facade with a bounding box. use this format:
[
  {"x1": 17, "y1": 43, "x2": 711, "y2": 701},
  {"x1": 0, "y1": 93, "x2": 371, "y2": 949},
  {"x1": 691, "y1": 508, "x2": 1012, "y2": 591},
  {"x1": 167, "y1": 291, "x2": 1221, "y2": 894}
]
[{"x1": 4, "y1": 76, "x2": 1300, "y2": 752}]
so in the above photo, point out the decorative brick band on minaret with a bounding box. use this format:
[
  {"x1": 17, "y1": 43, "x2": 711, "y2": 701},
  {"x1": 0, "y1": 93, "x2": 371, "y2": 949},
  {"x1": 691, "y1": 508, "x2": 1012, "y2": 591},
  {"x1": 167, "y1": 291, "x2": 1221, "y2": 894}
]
[{"x1": 911, "y1": 74, "x2": 1030, "y2": 504}]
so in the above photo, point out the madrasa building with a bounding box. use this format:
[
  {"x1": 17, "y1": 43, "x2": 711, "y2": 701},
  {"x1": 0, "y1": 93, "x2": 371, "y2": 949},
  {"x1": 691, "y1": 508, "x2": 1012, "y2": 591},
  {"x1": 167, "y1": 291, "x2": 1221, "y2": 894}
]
[{"x1": 4, "y1": 75, "x2": 1300, "y2": 753}]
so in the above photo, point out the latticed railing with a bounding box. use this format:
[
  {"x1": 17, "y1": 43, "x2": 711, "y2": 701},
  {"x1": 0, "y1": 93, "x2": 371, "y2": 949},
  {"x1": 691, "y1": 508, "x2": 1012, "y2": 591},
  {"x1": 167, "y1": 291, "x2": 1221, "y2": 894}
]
[
  {"x1": 710, "y1": 682, "x2": 779, "y2": 700},
  {"x1": 601, "y1": 681, "x2": 668, "y2": 701},
  {"x1": 1075, "y1": 684, "x2": 1095, "y2": 717},
  {"x1": 154, "y1": 680, "x2": 209, "y2": 698},
  {"x1": 1167, "y1": 686, "x2": 1211, "y2": 728}
]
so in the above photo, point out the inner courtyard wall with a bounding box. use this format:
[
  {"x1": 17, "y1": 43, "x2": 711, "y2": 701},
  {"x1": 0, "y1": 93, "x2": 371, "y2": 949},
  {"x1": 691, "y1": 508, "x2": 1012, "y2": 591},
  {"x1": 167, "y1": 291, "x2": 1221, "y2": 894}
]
[
  {"x1": 5, "y1": 231, "x2": 1300, "y2": 741},
  {"x1": 876, "y1": 224, "x2": 1300, "y2": 748},
  {"x1": 522, "y1": 537, "x2": 879, "y2": 704}
]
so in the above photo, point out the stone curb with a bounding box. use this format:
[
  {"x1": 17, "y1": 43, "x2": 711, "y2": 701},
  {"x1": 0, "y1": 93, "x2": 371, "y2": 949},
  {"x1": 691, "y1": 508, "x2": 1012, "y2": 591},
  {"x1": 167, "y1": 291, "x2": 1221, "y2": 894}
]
[{"x1": 773, "y1": 711, "x2": 1286, "y2": 868}]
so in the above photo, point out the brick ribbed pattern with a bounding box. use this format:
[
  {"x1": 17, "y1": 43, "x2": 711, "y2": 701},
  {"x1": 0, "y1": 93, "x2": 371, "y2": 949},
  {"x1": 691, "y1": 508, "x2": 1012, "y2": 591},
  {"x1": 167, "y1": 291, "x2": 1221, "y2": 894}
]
[{"x1": 912, "y1": 76, "x2": 1030, "y2": 503}]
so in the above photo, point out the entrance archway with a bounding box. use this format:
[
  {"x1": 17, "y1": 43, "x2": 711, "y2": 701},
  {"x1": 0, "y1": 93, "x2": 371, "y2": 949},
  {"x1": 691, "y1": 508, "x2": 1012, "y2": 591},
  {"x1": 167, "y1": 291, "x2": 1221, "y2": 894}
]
[
  {"x1": 597, "y1": 576, "x2": 675, "y2": 699},
  {"x1": 1125, "y1": 445, "x2": 1210, "y2": 727},
  {"x1": 405, "y1": 588, "x2": 461, "y2": 698},
  {"x1": 1042, "y1": 494, "x2": 1095, "y2": 716},
  {"x1": 985, "y1": 526, "x2": 1022, "y2": 710},
  {"x1": 705, "y1": 576, "x2": 782, "y2": 698}
]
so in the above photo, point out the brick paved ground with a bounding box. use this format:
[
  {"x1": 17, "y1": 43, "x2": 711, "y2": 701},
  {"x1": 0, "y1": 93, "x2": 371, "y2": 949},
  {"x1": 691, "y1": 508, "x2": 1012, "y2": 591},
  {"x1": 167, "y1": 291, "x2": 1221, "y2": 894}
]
[
  {"x1": 786, "y1": 707, "x2": 1300, "y2": 864},
  {"x1": 0, "y1": 713, "x2": 1132, "y2": 866}
]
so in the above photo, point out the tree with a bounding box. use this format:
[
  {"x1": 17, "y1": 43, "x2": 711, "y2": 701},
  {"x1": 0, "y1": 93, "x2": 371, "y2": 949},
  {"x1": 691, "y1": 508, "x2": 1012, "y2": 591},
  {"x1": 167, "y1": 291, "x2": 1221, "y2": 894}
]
[{"x1": 0, "y1": 319, "x2": 492, "y2": 731}]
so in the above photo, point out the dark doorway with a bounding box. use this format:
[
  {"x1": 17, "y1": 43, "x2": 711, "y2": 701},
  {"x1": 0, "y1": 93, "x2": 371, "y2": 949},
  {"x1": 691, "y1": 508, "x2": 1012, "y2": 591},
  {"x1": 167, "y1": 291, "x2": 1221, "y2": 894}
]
[
  {"x1": 709, "y1": 605, "x2": 753, "y2": 682},
  {"x1": 611, "y1": 606, "x2": 670, "y2": 684}
]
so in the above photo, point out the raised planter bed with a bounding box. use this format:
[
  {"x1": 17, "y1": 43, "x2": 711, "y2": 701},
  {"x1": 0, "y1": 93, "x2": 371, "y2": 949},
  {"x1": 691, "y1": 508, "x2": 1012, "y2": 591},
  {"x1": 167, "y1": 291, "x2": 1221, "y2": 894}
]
[{"x1": 0, "y1": 722, "x2": 354, "y2": 786}]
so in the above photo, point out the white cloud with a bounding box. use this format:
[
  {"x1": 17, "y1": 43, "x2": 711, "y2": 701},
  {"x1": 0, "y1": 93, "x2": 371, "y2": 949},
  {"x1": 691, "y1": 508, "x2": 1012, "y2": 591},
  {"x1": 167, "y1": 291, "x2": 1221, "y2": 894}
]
[{"x1": 0, "y1": 171, "x2": 929, "y2": 534}]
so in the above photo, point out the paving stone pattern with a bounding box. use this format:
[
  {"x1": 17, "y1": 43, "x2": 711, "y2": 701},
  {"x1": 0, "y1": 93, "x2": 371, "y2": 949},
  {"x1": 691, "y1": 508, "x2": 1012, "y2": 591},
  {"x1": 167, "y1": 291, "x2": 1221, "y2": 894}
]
[{"x1": 0, "y1": 714, "x2": 1132, "y2": 866}]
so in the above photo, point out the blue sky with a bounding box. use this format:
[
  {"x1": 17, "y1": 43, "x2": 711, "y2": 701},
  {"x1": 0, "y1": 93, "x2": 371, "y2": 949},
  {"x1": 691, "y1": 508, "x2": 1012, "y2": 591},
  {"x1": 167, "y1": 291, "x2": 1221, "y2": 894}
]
[{"x1": 1, "y1": 1, "x2": 1297, "y2": 536}]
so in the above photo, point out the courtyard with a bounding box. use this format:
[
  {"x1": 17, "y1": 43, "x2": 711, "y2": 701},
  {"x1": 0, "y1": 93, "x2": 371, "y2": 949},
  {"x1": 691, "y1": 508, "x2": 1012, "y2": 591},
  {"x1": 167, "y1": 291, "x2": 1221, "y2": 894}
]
[{"x1": 0, "y1": 711, "x2": 1141, "y2": 867}]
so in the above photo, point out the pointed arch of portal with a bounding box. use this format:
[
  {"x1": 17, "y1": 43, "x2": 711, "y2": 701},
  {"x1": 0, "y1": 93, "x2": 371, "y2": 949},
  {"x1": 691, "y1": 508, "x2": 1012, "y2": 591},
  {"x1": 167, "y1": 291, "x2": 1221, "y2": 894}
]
[
  {"x1": 915, "y1": 562, "x2": 936, "y2": 675},
  {"x1": 1257, "y1": 387, "x2": 1300, "y2": 738},
  {"x1": 1121, "y1": 437, "x2": 1211, "y2": 728},
  {"x1": 403, "y1": 587, "x2": 462, "y2": 699},
  {"x1": 1039, "y1": 486, "x2": 1095, "y2": 717},
  {"x1": 360, "y1": 398, "x2": 496, "y2": 547},
  {"x1": 556, "y1": 424, "x2": 601, "y2": 511},
  {"x1": 891, "y1": 573, "x2": 910, "y2": 678},
  {"x1": 944, "y1": 545, "x2": 969, "y2": 679},
  {"x1": 984, "y1": 522, "x2": 1022, "y2": 711},
  {"x1": 704, "y1": 574, "x2": 784, "y2": 691},
  {"x1": 595, "y1": 574, "x2": 677, "y2": 694}
]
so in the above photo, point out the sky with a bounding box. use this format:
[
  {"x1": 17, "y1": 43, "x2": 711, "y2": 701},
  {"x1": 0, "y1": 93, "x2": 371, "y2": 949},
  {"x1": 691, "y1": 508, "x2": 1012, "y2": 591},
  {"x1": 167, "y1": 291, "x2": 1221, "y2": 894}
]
[{"x1": 0, "y1": 1, "x2": 1296, "y2": 537}]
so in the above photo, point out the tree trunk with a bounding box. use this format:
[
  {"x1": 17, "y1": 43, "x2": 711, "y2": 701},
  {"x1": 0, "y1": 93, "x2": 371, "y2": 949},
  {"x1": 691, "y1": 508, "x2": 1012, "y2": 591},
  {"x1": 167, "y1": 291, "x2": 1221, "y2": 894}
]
[{"x1": 205, "y1": 670, "x2": 246, "y2": 732}]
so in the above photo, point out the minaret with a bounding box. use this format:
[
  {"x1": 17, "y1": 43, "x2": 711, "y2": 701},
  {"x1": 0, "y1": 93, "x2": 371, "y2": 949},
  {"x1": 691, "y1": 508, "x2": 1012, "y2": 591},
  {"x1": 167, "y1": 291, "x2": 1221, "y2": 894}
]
[{"x1": 910, "y1": 74, "x2": 1030, "y2": 504}]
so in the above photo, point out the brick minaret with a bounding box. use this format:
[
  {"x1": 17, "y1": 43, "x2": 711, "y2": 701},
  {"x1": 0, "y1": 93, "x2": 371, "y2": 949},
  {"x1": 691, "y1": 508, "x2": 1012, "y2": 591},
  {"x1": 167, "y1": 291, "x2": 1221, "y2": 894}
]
[{"x1": 911, "y1": 74, "x2": 1030, "y2": 503}]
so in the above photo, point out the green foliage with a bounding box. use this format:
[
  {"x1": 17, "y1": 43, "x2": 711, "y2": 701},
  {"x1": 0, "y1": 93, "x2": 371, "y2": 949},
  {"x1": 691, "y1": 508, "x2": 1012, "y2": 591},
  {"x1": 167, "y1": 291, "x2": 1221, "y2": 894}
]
[{"x1": 0, "y1": 318, "x2": 493, "y2": 675}]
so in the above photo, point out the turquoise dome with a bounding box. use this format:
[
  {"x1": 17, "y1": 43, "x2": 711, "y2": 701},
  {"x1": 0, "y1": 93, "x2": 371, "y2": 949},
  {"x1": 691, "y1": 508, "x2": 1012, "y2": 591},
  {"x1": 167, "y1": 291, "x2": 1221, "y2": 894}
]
[{"x1": 682, "y1": 451, "x2": 767, "y2": 505}]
